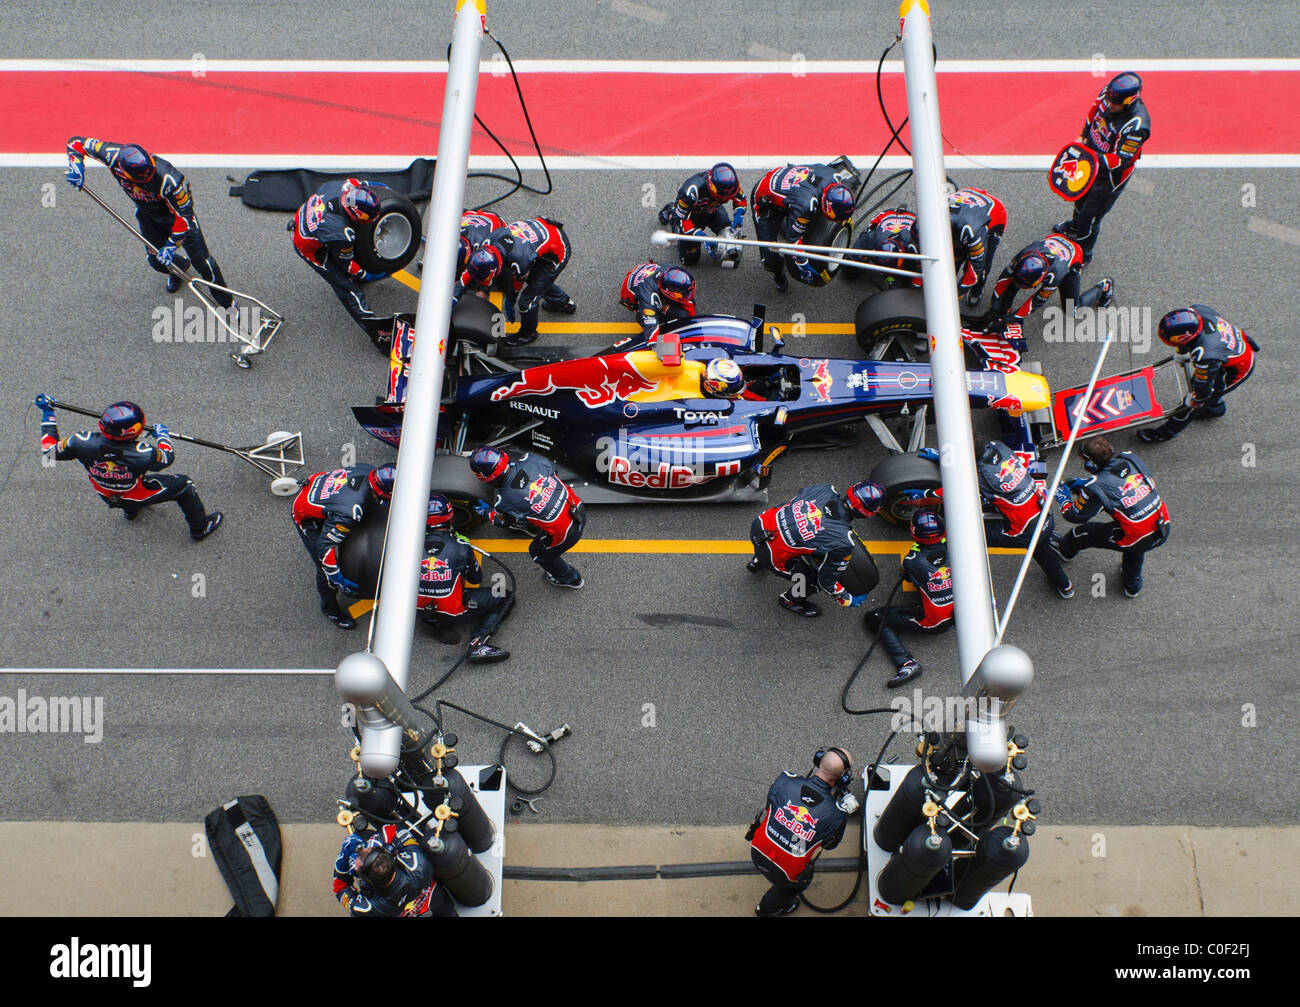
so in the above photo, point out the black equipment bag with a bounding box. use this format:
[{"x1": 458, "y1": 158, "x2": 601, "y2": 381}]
[
  {"x1": 229, "y1": 158, "x2": 436, "y2": 210},
  {"x1": 205, "y1": 795, "x2": 283, "y2": 917}
]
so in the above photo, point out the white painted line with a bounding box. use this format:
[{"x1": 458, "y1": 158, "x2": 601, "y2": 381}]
[
  {"x1": 0, "y1": 667, "x2": 333, "y2": 676},
  {"x1": 8, "y1": 154, "x2": 1300, "y2": 170},
  {"x1": 610, "y1": 0, "x2": 668, "y2": 26},
  {"x1": 2, "y1": 58, "x2": 1299, "y2": 73},
  {"x1": 1247, "y1": 216, "x2": 1300, "y2": 245}
]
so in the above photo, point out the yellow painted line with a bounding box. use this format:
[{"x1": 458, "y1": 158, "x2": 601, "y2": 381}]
[{"x1": 391, "y1": 268, "x2": 420, "y2": 292}]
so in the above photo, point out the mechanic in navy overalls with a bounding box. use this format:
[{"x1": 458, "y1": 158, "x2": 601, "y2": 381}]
[
  {"x1": 455, "y1": 218, "x2": 577, "y2": 345},
  {"x1": 333, "y1": 826, "x2": 458, "y2": 917},
  {"x1": 748, "y1": 747, "x2": 852, "y2": 917},
  {"x1": 657, "y1": 163, "x2": 746, "y2": 266},
  {"x1": 749, "y1": 163, "x2": 855, "y2": 291}
]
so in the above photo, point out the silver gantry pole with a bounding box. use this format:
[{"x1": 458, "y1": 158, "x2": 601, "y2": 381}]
[
  {"x1": 899, "y1": 0, "x2": 1026, "y2": 770},
  {"x1": 339, "y1": 0, "x2": 486, "y2": 778}
]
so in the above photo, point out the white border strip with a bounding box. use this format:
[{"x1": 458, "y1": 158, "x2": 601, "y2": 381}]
[
  {"x1": 0, "y1": 667, "x2": 333, "y2": 676},
  {"x1": 7, "y1": 154, "x2": 1300, "y2": 170},
  {"x1": 2, "y1": 58, "x2": 1299, "y2": 73}
]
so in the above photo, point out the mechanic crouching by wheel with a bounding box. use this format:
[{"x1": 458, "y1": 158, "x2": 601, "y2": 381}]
[
  {"x1": 619, "y1": 261, "x2": 697, "y2": 337},
  {"x1": 864, "y1": 508, "x2": 954, "y2": 688},
  {"x1": 747, "y1": 481, "x2": 884, "y2": 617},
  {"x1": 334, "y1": 826, "x2": 457, "y2": 917},
  {"x1": 657, "y1": 162, "x2": 747, "y2": 266},
  {"x1": 454, "y1": 219, "x2": 576, "y2": 346},
  {"x1": 1053, "y1": 437, "x2": 1170, "y2": 599},
  {"x1": 1138, "y1": 306, "x2": 1258, "y2": 443},
  {"x1": 418, "y1": 494, "x2": 512, "y2": 664},
  {"x1": 985, "y1": 232, "x2": 1114, "y2": 325},
  {"x1": 36, "y1": 396, "x2": 222, "y2": 541},
  {"x1": 291, "y1": 463, "x2": 395, "y2": 629},
  {"x1": 854, "y1": 205, "x2": 920, "y2": 288},
  {"x1": 470, "y1": 447, "x2": 586, "y2": 589},
  {"x1": 291, "y1": 178, "x2": 397, "y2": 350},
  {"x1": 747, "y1": 747, "x2": 853, "y2": 917},
  {"x1": 750, "y1": 163, "x2": 856, "y2": 291}
]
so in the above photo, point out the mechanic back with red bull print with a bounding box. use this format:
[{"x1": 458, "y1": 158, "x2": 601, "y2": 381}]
[{"x1": 748, "y1": 747, "x2": 852, "y2": 917}]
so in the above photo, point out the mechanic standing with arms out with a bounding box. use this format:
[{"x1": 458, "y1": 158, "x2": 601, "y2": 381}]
[
  {"x1": 949, "y1": 187, "x2": 1008, "y2": 305},
  {"x1": 36, "y1": 395, "x2": 222, "y2": 540},
  {"x1": 1054, "y1": 437, "x2": 1170, "y2": 598},
  {"x1": 65, "y1": 137, "x2": 234, "y2": 307},
  {"x1": 455, "y1": 218, "x2": 577, "y2": 345},
  {"x1": 864, "y1": 508, "x2": 954, "y2": 688},
  {"x1": 418, "y1": 494, "x2": 512, "y2": 664},
  {"x1": 985, "y1": 232, "x2": 1114, "y2": 325},
  {"x1": 470, "y1": 447, "x2": 586, "y2": 588},
  {"x1": 748, "y1": 747, "x2": 854, "y2": 917},
  {"x1": 658, "y1": 163, "x2": 747, "y2": 266},
  {"x1": 747, "y1": 481, "x2": 884, "y2": 616},
  {"x1": 1138, "y1": 306, "x2": 1258, "y2": 443},
  {"x1": 1056, "y1": 72, "x2": 1150, "y2": 264},
  {"x1": 334, "y1": 826, "x2": 457, "y2": 917},
  {"x1": 291, "y1": 178, "x2": 397, "y2": 349},
  {"x1": 750, "y1": 163, "x2": 856, "y2": 291},
  {"x1": 291, "y1": 463, "x2": 395, "y2": 629},
  {"x1": 619, "y1": 261, "x2": 697, "y2": 337}
]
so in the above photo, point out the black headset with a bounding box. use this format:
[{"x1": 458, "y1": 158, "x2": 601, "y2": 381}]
[{"x1": 813, "y1": 747, "x2": 854, "y2": 791}]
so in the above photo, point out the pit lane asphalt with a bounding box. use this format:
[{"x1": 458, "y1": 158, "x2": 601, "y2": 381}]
[{"x1": 1, "y1": 4, "x2": 1298, "y2": 829}]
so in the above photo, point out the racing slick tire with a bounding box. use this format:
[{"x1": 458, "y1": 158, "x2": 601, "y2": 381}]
[
  {"x1": 855, "y1": 288, "x2": 928, "y2": 357},
  {"x1": 452, "y1": 295, "x2": 499, "y2": 347},
  {"x1": 354, "y1": 191, "x2": 423, "y2": 275},
  {"x1": 868, "y1": 451, "x2": 943, "y2": 526},
  {"x1": 840, "y1": 532, "x2": 880, "y2": 596},
  {"x1": 787, "y1": 219, "x2": 854, "y2": 287}
]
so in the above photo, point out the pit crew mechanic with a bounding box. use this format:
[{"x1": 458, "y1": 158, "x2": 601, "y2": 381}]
[
  {"x1": 333, "y1": 826, "x2": 457, "y2": 917},
  {"x1": 36, "y1": 395, "x2": 223, "y2": 541},
  {"x1": 291, "y1": 463, "x2": 395, "y2": 629},
  {"x1": 748, "y1": 747, "x2": 853, "y2": 918},
  {"x1": 749, "y1": 163, "x2": 856, "y2": 291},
  {"x1": 747, "y1": 481, "x2": 884, "y2": 617},
  {"x1": 470, "y1": 447, "x2": 586, "y2": 589},
  {"x1": 457, "y1": 207, "x2": 576, "y2": 314},
  {"x1": 65, "y1": 137, "x2": 233, "y2": 307},
  {"x1": 657, "y1": 162, "x2": 747, "y2": 266},
  {"x1": 855, "y1": 205, "x2": 920, "y2": 288},
  {"x1": 949, "y1": 186, "x2": 1008, "y2": 304},
  {"x1": 619, "y1": 261, "x2": 697, "y2": 337},
  {"x1": 985, "y1": 231, "x2": 1114, "y2": 324}
]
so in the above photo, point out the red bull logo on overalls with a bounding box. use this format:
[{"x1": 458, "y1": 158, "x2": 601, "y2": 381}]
[{"x1": 774, "y1": 802, "x2": 819, "y2": 843}]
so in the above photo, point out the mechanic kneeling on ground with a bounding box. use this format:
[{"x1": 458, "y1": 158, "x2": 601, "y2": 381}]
[
  {"x1": 864, "y1": 508, "x2": 954, "y2": 688},
  {"x1": 37, "y1": 395, "x2": 222, "y2": 541},
  {"x1": 334, "y1": 825, "x2": 457, "y2": 917},
  {"x1": 748, "y1": 480, "x2": 884, "y2": 616},
  {"x1": 418, "y1": 493, "x2": 512, "y2": 665},
  {"x1": 748, "y1": 747, "x2": 853, "y2": 918},
  {"x1": 291, "y1": 463, "x2": 395, "y2": 629},
  {"x1": 658, "y1": 162, "x2": 747, "y2": 266},
  {"x1": 1138, "y1": 305, "x2": 1258, "y2": 443},
  {"x1": 470, "y1": 447, "x2": 586, "y2": 589},
  {"x1": 65, "y1": 136, "x2": 234, "y2": 308},
  {"x1": 750, "y1": 163, "x2": 856, "y2": 291},
  {"x1": 1053, "y1": 437, "x2": 1170, "y2": 599},
  {"x1": 984, "y1": 232, "x2": 1113, "y2": 325},
  {"x1": 619, "y1": 261, "x2": 697, "y2": 337},
  {"x1": 856, "y1": 205, "x2": 921, "y2": 288}
]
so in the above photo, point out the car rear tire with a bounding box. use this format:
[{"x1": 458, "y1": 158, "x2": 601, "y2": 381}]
[
  {"x1": 354, "y1": 191, "x2": 423, "y2": 275},
  {"x1": 868, "y1": 451, "x2": 943, "y2": 526}
]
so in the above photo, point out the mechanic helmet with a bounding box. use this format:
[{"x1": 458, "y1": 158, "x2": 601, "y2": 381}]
[
  {"x1": 1157, "y1": 307, "x2": 1204, "y2": 348},
  {"x1": 706, "y1": 162, "x2": 741, "y2": 202},
  {"x1": 820, "y1": 183, "x2": 856, "y2": 222},
  {"x1": 657, "y1": 266, "x2": 696, "y2": 306},
  {"x1": 426, "y1": 493, "x2": 455, "y2": 530},
  {"x1": 457, "y1": 234, "x2": 472, "y2": 276},
  {"x1": 470, "y1": 445, "x2": 510, "y2": 483},
  {"x1": 843, "y1": 480, "x2": 885, "y2": 519},
  {"x1": 99, "y1": 401, "x2": 146, "y2": 441},
  {"x1": 340, "y1": 182, "x2": 381, "y2": 223},
  {"x1": 357, "y1": 846, "x2": 397, "y2": 888},
  {"x1": 910, "y1": 507, "x2": 945, "y2": 547},
  {"x1": 868, "y1": 235, "x2": 908, "y2": 274},
  {"x1": 114, "y1": 144, "x2": 155, "y2": 183},
  {"x1": 1103, "y1": 72, "x2": 1142, "y2": 110},
  {"x1": 1011, "y1": 251, "x2": 1050, "y2": 289},
  {"x1": 701, "y1": 358, "x2": 745, "y2": 398},
  {"x1": 367, "y1": 464, "x2": 397, "y2": 501},
  {"x1": 464, "y1": 245, "x2": 504, "y2": 287}
]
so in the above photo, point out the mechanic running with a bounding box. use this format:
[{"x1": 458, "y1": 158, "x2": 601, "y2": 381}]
[
  {"x1": 984, "y1": 231, "x2": 1114, "y2": 325},
  {"x1": 470, "y1": 447, "x2": 586, "y2": 589},
  {"x1": 334, "y1": 825, "x2": 457, "y2": 917},
  {"x1": 418, "y1": 494, "x2": 513, "y2": 664},
  {"x1": 658, "y1": 163, "x2": 747, "y2": 266},
  {"x1": 750, "y1": 163, "x2": 856, "y2": 291},
  {"x1": 455, "y1": 218, "x2": 577, "y2": 345},
  {"x1": 36, "y1": 396, "x2": 222, "y2": 541},
  {"x1": 65, "y1": 137, "x2": 234, "y2": 308},
  {"x1": 1053, "y1": 437, "x2": 1170, "y2": 599},
  {"x1": 748, "y1": 481, "x2": 884, "y2": 616},
  {"x1": 619, "y1": 261, "x2": 697, "y2": 337},
  {"x1": 864, "y1": 508, "x2": 954, "y2": 688},
  {"x1": 291, "y1": 463, "x2": 395, "y2": 629},
  {"x1": 748, "y1": 747, "x2": 853, "y2": 917},
  {"x1": 1138, "y1": 306, "x2": 1258, "y2": 443}
]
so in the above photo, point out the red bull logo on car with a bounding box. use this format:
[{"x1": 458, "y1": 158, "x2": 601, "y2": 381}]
[
  {"x1": 491, "y1": 355, "x2": 661, "y2": 409},
  {"x1": 811, "y1": 360, "x2": 833, "y2": 402},
  {"x1": 774, "y1": 801, "x2": 819, "y2": 842}
]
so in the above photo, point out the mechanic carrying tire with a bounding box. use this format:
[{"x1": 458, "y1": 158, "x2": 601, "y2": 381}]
[
  {"x1": 747, "y1": 481, "x2": 884, "y2": 616},
  {"x1": 750, "y1": 162, "x2": 857, "y2": 291}
]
